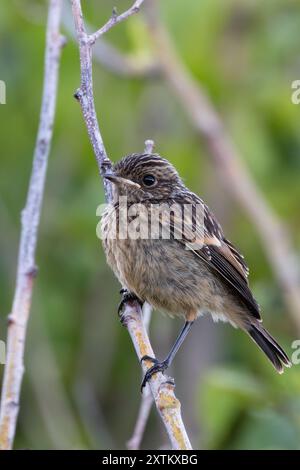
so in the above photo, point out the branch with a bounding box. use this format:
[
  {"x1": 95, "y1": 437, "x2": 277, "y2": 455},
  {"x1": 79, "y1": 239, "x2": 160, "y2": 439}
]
[
  {"x1": 89, "y1": 1, "x2": 145, "y2": 45},
  {"x1": 122, "y1": 301, "x2": 192, "y2": 450},
  {"x1": 127, "y1": 387, "x2": 153, "y2": 450},
  {"x1": 144, "y1": 0, "x2": 300, "y2": 332},
  {"x1": 62, "y1": 5, "x2": 159, "y2": 78},
  {"x1": 144, "y1": 139, "x2": 155, "y2": 154},
  {"x1": 127, "y1": 302, "x2": 154, "y2": 450},
  {"x1": 71, "y1": 0, "x2": 192, "y2": 450},
  {"x1": 0, "y1": 0, "x2": 64, "y2": 450}
]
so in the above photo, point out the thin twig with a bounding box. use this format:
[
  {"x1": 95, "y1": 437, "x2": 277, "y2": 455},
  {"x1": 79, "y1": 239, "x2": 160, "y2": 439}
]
[
  {"x1": 127, "y1": 381, "x2": 153, "y2": 450},
  {"x1": 127, "y1": 301, "x2": 154, "y2": 450},
  {"x1": 71, "y1": 0, "x2": 192, "y2": 450},
  {"x1": 0, "y1": 0, "x2": 64, "y2": 450},
  {"x1": 89, "y1": 0, "x2": 145, "y2": 45},
  {"x1": 71, "y1": 0, "x2": 113, "y2": 201},
  {"x1": 144, "y1": 0, "x2": 300, "y2": 332},
  {"x1": 62, "y1": 5, "x2": 159, "y2": 78},
  {"x1": 142, "y1": 300, "x2": 153, "y2": 331},
  {"x1": 144, "y1": 139, "x2": 155, "y2": 154}
]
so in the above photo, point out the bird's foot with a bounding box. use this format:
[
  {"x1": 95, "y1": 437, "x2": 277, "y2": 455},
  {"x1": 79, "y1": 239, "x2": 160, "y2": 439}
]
[
  {"x1": 118, "y1": 288, "x2": 143, "y2": 325},
  {"x1": 140, "y1": 355, "x2": 171, "y2": 391}
]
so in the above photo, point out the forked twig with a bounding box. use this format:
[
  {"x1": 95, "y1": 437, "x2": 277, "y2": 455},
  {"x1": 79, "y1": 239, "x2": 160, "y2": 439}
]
[{"x1": 89, "y1": 1, "x2": 145, "y2": 46}]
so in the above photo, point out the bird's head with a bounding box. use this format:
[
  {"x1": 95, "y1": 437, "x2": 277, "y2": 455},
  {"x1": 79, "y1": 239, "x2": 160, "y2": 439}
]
[{"x1": 104, "y1": 153, "x2": 184, "y2": 203}]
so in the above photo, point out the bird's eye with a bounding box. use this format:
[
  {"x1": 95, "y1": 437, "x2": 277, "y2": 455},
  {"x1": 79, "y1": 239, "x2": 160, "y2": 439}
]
[{"x1": 142, "y1": 174, "x2": 156, "y2": 187}]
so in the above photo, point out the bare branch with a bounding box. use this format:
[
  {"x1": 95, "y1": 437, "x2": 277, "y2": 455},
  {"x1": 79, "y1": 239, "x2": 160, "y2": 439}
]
[
  {"x1": 89, "y1": 1, "x2": 145, "y2": 46},
  {"x1": 71, "y1": 0, "x2": 192, "y2": 449},
  {"x1": 71, "y1": 0, "x2": 113, "y2": 201},
  {"x1": 144, "y1": 0, "x2": 300, "y2": 332},
  {"x1": 144, "y1": 139, "x2": 155, "y2": 153},
  {"x1": 127, "y1": 302, "x2": 154, "y2": 450},
  {"x1": 62, "y1": 6, "x2": 159, "y2": 78},
  {"x1": 121, "y1": 302, "x2": 192, "y2": 450},
  {"x1": 127, "y1": 382, "x2": 153, "y2": 450},
  {"x1": 0, "y1": 0, "x2": 64, "y2": 450}
]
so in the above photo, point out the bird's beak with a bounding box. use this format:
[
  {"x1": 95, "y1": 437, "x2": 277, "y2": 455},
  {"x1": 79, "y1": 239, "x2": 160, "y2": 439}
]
[{"x1": 104, "y1": 171, "x2": 141, "y2": 189}]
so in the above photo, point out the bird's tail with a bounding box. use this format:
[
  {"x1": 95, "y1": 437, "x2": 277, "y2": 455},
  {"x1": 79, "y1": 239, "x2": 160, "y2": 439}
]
[{"x1": 247, "y1": 323, "x2": 291, "y2": 373}]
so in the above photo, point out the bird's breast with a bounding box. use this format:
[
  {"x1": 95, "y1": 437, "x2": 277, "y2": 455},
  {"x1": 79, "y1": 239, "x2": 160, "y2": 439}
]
[{"x1": 101, "y1": 205, "x2": 237, "y2": 320}]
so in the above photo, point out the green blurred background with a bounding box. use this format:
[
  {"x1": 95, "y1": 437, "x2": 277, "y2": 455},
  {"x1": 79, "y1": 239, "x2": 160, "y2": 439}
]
[{"x1": 1, "y1": 0, "x2": 300, "y2": 449}]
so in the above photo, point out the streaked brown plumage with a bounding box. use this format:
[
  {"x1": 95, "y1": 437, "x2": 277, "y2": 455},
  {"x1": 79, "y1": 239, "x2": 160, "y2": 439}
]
[{"x1": 101, "y1": 153, "x2": 291, "y2": 388}]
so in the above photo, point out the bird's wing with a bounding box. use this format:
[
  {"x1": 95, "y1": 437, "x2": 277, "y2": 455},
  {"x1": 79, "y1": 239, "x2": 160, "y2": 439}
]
[{"x1": 166, "y1": 193, "x2": 261, "y2": 320}]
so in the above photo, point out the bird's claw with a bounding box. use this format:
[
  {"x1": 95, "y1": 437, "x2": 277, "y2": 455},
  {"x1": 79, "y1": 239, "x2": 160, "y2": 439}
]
[
  {"x1": 118, "y1": 289, "x2": 143, "y2": 324},
  {"x1": 140, "y1": 355, "x2": 157, "y2": 365},
  {"x1": 140, "y1": 356, "x2": 169, "y2": 392}
]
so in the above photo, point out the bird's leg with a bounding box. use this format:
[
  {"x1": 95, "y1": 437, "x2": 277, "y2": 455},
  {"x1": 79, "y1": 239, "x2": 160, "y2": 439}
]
[
  {"x1": 140, "y1": 321, "x2": 194, "y2": 391},
  {"x1": 118, "y1": 288, "x2": 144, "y2": 324}
]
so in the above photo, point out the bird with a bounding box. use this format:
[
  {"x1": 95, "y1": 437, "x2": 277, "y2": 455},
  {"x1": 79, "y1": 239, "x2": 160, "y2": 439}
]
[{"x1": 101, "y1": 152, "x2": 291, "y2": 390}]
